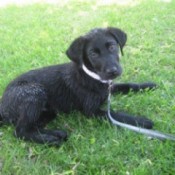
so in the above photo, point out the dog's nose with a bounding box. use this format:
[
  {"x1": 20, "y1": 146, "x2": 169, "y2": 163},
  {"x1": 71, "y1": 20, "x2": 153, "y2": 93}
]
[{"x1": 106, "y1": 67, "x2": 118, "y2": 76}]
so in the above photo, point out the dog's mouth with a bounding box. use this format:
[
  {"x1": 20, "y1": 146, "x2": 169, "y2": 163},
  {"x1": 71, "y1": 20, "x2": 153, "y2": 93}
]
[
  {"x1": 98, "y1": 67, "x2": 122, "y2": 81},
  {"x1": 99, "y1": 73, "x2": 120, "y2": 81}
]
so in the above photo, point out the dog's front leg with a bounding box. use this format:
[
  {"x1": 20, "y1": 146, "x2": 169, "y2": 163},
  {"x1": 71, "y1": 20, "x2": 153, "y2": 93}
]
[
  {"x1": 95, "y1": 109, "x2": 154, "y2": 129},
  {"x1": 111, "y1": 82, "x2": 157, "y2": 94}
]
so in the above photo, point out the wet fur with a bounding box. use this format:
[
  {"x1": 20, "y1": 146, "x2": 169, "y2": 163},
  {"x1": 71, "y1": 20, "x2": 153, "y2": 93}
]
[{"x1": 0, "y1": 27, "x2": 156, "y2": 146}]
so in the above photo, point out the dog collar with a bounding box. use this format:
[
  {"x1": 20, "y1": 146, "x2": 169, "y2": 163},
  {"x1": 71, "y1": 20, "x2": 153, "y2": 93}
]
[{"x1": 82, "y1": 64, "x2": 112, "y2": 84}]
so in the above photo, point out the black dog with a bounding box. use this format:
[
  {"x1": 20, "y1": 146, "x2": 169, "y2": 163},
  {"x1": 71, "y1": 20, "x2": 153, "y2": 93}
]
[{"x1": 0, "y1": 27, "x2": 156, "y2": 145}]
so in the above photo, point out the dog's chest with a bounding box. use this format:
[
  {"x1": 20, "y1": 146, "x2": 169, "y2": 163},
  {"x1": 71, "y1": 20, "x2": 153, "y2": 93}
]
[
  {"x1": 52, "y1": 82, "x2": 108, "y2": 115},
  {"x1": 72, "y1": 84, "x2": 108, "y2": 115}
]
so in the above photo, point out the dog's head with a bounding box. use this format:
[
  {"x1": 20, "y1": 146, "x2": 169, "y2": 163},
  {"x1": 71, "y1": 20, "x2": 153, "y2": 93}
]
[{"x1": 66, "y1": 27, "x2": 127, "y2": 82}]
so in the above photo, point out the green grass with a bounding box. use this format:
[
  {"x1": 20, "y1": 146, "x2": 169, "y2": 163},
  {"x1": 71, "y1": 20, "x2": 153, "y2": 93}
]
[{"x1": 0, "y1": 0, "x2": 175, "y2": 174}]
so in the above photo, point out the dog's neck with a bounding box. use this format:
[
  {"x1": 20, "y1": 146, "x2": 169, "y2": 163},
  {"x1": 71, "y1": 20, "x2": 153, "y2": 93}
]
[{"x1": 82, "y1": 64, "x2": 112, "y2": 84}]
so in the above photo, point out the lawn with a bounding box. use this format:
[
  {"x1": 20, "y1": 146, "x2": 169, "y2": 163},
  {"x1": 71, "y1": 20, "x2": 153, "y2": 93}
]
[{"x1": 0, "y1": 0, "x2": 175, "y2": 174}]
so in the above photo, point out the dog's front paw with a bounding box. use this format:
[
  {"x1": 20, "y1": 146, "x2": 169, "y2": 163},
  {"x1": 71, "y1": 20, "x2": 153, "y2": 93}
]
[{"x1": 140, "y1": 82, "x2": 157, "y2": 90}]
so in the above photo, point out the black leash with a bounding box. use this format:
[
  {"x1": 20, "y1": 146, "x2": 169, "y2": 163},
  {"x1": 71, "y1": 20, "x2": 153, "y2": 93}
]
[{"x1": 107, "y1": 82, "x2": 175, "y2": 141}]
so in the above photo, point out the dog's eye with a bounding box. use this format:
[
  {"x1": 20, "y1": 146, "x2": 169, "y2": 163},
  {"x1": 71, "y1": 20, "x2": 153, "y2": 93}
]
[
  {"x1": 89, "y1": 51, "x2": 99, "y2": 58},
  {"x1": 108, "y1": 44, "x2": 116, "y2": 52}
]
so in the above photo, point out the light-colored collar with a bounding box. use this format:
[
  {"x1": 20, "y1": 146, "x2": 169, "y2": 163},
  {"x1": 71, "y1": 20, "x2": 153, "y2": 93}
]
[{"x1": 82, "y1": 64, "x2": 112, "y2": 84}]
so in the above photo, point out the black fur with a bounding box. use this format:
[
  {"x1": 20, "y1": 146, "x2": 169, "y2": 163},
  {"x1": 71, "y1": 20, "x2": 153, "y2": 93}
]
[{"x1": 0, "y1": 27, "x2": 156, "y2": 146}]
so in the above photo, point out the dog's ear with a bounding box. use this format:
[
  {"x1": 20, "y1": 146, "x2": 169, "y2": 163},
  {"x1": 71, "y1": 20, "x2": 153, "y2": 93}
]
[
  {"x1": 107, "y1": 27, "x2": 127, "y2": 55},
  {"x1": 66, "y1": 36, "x2": 86, "y2": 65}
]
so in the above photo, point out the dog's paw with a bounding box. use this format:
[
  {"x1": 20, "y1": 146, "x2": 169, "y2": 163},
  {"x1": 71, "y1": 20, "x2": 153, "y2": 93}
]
[
  {"x1": 140, "y1": 82, "x2": 157, "y2": 90},
  {"x1": 136, "y1": 116, "x2": 154, "y2": 129},
  {"x1": 50, "y1": 130, "x2": 68, "y2": 141}
]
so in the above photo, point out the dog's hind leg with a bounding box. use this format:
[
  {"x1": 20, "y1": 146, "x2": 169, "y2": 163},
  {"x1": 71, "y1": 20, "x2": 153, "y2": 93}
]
[
  {"x1": 15, "y1": 105, "x2": 67, "y2": 146},
  {"x1": 2, "y1": 83, "x2": 66, "y2": 146},
  {"x1": 111, "y1": 82, "x2": 157, "y2": 94},
  {"x1": 36, "y1": 110, "x2": 68, "y2": 142}
]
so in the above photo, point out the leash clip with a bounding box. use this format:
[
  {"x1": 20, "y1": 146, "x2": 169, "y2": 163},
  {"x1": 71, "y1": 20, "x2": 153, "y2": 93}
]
[{"x1": 108, "y1": 80, "x2": 113, "y2": 93}]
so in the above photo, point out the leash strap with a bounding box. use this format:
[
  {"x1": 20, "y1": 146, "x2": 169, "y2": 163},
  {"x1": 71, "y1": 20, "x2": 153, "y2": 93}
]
[{"x1": 107, "y1": 82, "x2": 175, "y2": 141}]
